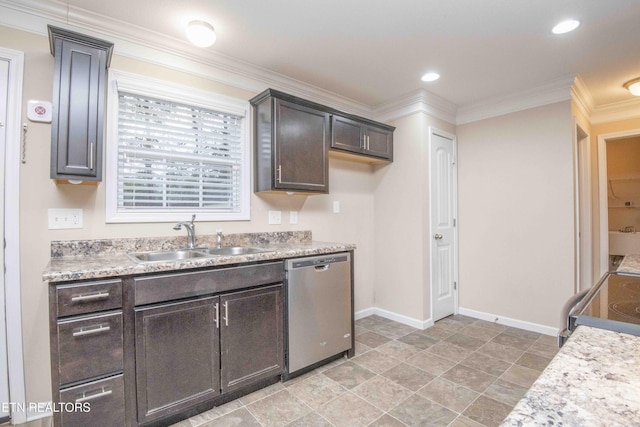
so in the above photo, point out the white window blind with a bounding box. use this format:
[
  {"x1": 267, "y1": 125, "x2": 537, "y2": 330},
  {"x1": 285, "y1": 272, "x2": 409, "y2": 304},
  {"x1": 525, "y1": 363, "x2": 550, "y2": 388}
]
[{"x1": 117, "y1": 92, "x2": 244, "y2": 212}]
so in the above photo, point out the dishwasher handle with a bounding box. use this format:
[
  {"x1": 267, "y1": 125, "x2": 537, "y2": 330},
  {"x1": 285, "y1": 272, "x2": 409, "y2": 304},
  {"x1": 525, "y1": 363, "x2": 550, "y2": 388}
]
[{"x1": 314, "y1": 264, "x2": 330, "y2": 272}]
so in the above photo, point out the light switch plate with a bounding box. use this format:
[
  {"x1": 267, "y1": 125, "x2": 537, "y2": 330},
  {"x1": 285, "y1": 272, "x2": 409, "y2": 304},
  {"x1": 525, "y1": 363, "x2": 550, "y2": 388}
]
[
  {"x1": 48, "y1": 208, "x2": 83, "y2": 229},
  {"x1": 289, "y1": 211, "x2": 298, "y2": 224},
  {"x1": 268, "y1": 210, "x2": 282, "y2": 225},
  {"x1": 333, "y1": 201, "x2": 340, "y2": 214}
]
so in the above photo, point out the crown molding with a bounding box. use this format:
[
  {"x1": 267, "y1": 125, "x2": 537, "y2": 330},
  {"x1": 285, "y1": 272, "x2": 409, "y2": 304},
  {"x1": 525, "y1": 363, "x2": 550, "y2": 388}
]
[
  {"x1": 590, "y1": 98, "x2": 640, "y2": 124},
  {"x1": 570, "y1": 75, "x2": 594, "y2": 120},
  {"x1": 0, "y1": 0, "x2": 374, "y2": 118},
  {"x1": 373, "y1": 89, "x2": 457, "y2": 125},
  {"x1": 456, "y1": 76, "x2": 576, "y2": 125}
]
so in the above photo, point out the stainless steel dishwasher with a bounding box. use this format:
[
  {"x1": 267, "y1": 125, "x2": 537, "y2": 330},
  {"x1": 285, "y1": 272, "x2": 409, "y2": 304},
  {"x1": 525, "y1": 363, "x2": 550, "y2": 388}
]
[{"x1": 285, "y1": 252, "x2": 352, "y2": 375}]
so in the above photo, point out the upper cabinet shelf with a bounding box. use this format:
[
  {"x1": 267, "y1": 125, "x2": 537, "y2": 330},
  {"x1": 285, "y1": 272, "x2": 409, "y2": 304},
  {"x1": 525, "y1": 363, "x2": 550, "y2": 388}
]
[
  {"x1": 48, "y1": 26, "x2": 113, "y2": 183},
  {"x1": 250, "y1": 89, "x2": 394, "y2": 194}
]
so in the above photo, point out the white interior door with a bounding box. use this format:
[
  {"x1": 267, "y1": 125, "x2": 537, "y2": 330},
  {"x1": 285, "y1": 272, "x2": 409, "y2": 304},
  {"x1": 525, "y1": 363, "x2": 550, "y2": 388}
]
[
  {"x1": 0, "y1": 57, "x2": 10, "y2": 421},
  {"x1": 429, "y1": 128, "x2": 458, "y2": 321}
]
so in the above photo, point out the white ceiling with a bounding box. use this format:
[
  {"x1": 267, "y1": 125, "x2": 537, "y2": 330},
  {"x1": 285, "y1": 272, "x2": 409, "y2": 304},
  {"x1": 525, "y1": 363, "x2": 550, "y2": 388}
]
[{"x1": 16, "y1": 0, "x2": 640, "y2": 110}]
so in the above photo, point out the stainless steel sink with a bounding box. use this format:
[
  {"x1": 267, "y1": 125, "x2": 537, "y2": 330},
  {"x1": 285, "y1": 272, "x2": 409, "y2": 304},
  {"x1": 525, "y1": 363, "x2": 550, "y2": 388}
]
[
  {"x1": 197, "y1": 246, "x2": 269, "y2": 256},
  {"x1": 127, "y1": 246, "x2": 270, "y2": 263},
  {"x1": 127, "y1": 249, "x2": 209, "y2": 263}
]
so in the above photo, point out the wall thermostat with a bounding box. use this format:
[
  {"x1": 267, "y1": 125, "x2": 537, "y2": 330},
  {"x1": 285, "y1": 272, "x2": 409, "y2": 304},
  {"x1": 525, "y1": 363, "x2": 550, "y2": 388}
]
[{"x1": 27, "y1": 100, "x2": 52, "y2": 123}]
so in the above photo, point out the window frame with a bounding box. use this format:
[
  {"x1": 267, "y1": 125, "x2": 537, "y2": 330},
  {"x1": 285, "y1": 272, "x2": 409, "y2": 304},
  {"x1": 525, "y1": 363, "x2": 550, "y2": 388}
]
[{"x1": 105, "y1": 70, "x2": 251, "y2": 223}]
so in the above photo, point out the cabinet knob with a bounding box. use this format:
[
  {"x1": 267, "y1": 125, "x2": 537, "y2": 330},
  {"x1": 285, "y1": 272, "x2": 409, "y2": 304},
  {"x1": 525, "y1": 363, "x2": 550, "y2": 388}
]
[{"x1": 434, "y1": 234, "x2": 443, "y2": 240}]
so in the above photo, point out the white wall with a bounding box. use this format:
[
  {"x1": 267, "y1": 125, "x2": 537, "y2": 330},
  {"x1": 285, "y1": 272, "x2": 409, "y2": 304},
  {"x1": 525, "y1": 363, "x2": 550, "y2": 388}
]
[
  {"x1": 457, "y1": 102, "x2": 575, "y2": 329},
  {"x1": 1, "y1": 25, "x2": 378, "y2": 406},
  {"x1": 372, "y1": 112, "x2": 456, "y2": 324}
]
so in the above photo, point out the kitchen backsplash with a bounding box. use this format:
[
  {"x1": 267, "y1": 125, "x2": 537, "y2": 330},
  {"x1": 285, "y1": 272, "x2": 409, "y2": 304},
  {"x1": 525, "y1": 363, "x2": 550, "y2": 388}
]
[{"x1": 50, "y1": 230, "x2": 313, "y2": 258}]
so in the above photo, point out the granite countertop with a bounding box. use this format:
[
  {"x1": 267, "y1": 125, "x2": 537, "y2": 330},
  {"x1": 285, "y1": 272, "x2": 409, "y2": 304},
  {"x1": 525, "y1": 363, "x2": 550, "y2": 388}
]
[
  {"x1": 618, "y1": 254, "x2": 640, "y2": 275},
  {"x1": 43, "y1": 231, "x2": 355, "y2": 283},
  {"x1": 501, "y1": 326, "x2": 640, "y2": 426}
]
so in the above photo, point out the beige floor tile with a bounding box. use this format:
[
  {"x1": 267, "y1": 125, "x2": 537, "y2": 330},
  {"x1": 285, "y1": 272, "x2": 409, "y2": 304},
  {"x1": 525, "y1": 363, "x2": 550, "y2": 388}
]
[
  {"x1": 245, "y1": 390, "x2": 310, "y2": 427},
  {"x1": 353, "y1": 375, "x2": 414, "y2": 412},
  {"x1": 323, "y1": 361, "x2": 376, "y2": 389},
  {"x1": 535, "y1": 334, "x2": 558, "y2": 347},
  {"x1": 527, "y1": 340, "x2": 559, "y2": 359},
  {"x1": 462, "y1": 395, "x2": 514, "y2": 427},
  {"x1": 382, "y1": 362, "x2": 435, "y2": 391},
  {"x1": 460, "y1": 352, "x2": 512, "y2": 377},
  {"x1": 477, "y1": 341, "x2": 525, "y2": 363},
  {"x1": 407, "y1": 350, "x2": 457, "y2": 376},
  {"x1": 317, "y1": 392, "x2": 383, "y2": 427},
  {"x1": 239, "y1": 382, "x2": 285, "y2": 405},
  {"x1": 371, "y1": 323, "x2": 418, "y2": 340},
  {"x1": 352, "y1": 349, "x2": 402, "y2": 374},
  {"x1": 441, "y1": 364, "x2": 498, "y2": 393},
  {"x1": 354, "y1": 340, "x2": 372, "y2": 356},
  {"x1": 285, "y1": 411, "x2": 333, "y2": 427},
  {"x1": 458, "y1": 325, "x2": 501, "y2": 341},
  {"x1": 417, "y1": 377, "x2": 479, "y2": 413},
  {"x1": 445, "y1": 333, "x2": 486, "y2": 350},
  {"x1": 470, "y1": 319, "x2": 508, "y2": 333},
  {"x1": 426, "y1": 341, "x2": 474, "y2": 362},
  {"x1": 397, "y1": 331, "x2": 439, "y2": 350},
  {"x1": 490, "y1": 333, "x2": 536, "y2": 351},
  {"x1": 367, "y1": 414, "x2": 408, "y2": 427},
  {"x1": 188, "y1": 400, "x2": 244, "y2": 426},
  {"x1": 515, "y1": 352, "x2": 552, "y2": 372},
  {"x1": 355, "y1": 331, "x2": 392, "y2": 348},
  {"x1": 285, "y1": 373, "x2": 347, "y2": 410},
  {"x1": 500, "y1": 364, "x2": 541, "y2": 389},
  {"x1": 483, "y1": 378, "x2": 529, "y2": 407},
  {"x1": 503, "y1": 327, "x2": 541, "y2": 341},
  {"x1": 418, "y1": 323, "x2": 458, "y2": 340},
  {"x1": 375, "y1": 339, "x2": 422, "y2": 361},
  {"x1": 449, "y1": 415, "x2": 486, "y2": 427},
  {"x1": 389, "y1": 394, "x2": 457, "y2": 427},
  {"x1": 199, "y1": 408, "x2": 261, "y2": 427}
]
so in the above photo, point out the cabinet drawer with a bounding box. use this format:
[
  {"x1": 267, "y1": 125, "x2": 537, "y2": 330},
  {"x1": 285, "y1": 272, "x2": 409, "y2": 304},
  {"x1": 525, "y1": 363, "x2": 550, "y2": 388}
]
[
  {"x1": 59, "y1": 374, "x2": 125, "y2": 427},
  {"x1": 134, "y1": 262, "x2": 284, "y2": 305},
  {"x1": 56, "y1": 279, "x2": 122, "y2": 317},
  {"x1": 58, "y1": 312, "x2": 123, "y2": 386}
]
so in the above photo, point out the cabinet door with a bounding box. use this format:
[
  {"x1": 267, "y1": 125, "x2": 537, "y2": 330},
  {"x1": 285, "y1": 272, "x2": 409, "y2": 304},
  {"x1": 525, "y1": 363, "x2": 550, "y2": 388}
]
[
  {"x1": 331, "y1": 115, "x2": 363, "y2": 153},
  {"x1": 51, "y1": 38, "x2": 106, "y2": 180},
  {"x1": 274, "y1": 99, "x2": 329, "y2": 193},
  {"x1": 220, "y1": 285, "x2": 284, "y2": 393},
  {"x1": 365, "y1": 125, "x2": 393, "y2": 160},
  {"x1": 135, "y1": 297, "x2": 220, "y2": 424}
]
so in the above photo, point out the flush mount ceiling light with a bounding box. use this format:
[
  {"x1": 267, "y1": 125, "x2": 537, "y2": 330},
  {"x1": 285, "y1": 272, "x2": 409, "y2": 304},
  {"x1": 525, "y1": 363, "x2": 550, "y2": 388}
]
[
  {"x1": 624, "y1": 78, "x2": 640, "y2": 96},
  {"x1": 421, "y1": 72, "x2": 440, "y2": 82},
  {"x1": 186, "y1": 20, "x2": 216, "y2": 47},
  {"x1": 552, "y1": 19, "x2": 580, "y2": 35}
]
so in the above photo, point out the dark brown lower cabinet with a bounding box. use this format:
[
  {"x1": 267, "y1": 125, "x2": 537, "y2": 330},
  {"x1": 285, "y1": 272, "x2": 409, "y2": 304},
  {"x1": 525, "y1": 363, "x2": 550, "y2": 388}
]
[
  {"x1": 59, "y1": 374, "x2": 125, "y2": 427},
  {"x1": 135, "y1": 297, "x2": 220, "y2": 424},
  {"x1": 221, "y1": 285, "x2": 284, "y2": 393},
  {"x1": 134, "y1": 285, "x2": 284, "y2": 425}
]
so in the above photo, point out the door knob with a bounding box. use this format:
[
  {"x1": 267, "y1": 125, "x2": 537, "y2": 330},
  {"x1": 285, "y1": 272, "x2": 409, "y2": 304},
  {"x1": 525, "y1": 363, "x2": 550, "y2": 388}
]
[{"x1": 434, "y1": 234, "x2": 443, "y2": 240}]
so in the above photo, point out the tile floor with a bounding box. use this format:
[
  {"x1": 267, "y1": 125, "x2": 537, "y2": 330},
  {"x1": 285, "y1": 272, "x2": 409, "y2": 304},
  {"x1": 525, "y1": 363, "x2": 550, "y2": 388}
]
[{"x1": 170, "y1": 314, "x2": 558, "y2": 427}]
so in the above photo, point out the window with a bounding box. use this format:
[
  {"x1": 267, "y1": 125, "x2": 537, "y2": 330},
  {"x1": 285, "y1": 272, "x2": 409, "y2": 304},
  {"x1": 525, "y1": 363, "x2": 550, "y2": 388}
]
[{"x1": 106, "y1": 70, "x2": 250, "y2": 222}]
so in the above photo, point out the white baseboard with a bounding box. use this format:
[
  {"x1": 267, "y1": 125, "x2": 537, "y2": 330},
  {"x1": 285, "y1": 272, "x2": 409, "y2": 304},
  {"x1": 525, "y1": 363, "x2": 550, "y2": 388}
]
[
  {"x1": 458, "y1": 307, "x2": 558, "y2": 337},
  {"x1": 355, "y1": 307, "x2": 433, "y2": 330},
  {"x1": 356, "y1": 306, "x2": 558, "y2": 337}
]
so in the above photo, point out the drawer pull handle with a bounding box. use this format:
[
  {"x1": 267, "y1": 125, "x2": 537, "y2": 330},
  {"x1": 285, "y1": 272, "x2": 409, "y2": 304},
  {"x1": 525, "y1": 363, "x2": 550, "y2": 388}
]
[
  {"x1": 71, "y1": 292, "x2": 110, "y2": 302},
  {"x1": 72, "y1": 324, "x2": 110, "y2": 337},
  {"x1": 223, "y1": 301, "x2": 229, "y2": 326},
  {"x1": 75, "y1": 387, "x2": 112, "y2": 403}
]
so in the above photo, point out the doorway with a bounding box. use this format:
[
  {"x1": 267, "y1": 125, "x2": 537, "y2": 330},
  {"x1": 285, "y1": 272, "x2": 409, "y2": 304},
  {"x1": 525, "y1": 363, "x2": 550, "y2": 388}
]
[
  {"x1": 574, "y1": 122, "x2": 592, "y2": 293},
  {"x1": 0, "y1": 46, "x2": 26, "y2": 425},
  {"x1": 597, "y1": 129, "x2": 640, "y2": 276},
  {"x1": 429, "y1": 127, "x2": 458, "y2": 321}
]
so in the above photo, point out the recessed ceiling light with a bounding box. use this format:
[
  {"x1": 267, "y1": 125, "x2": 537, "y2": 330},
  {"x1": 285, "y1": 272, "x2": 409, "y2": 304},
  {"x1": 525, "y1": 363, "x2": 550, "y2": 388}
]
[
  {"x1": 421, "y1": 72, "x2": 440, "y2": 82},
  {"x1": 186, "y1": 20, "x2": 216, "y2": 47},
  {"x1": 624, "y1": 78, "x2": 640, "y2": 96},
  {"x1": 552, "y1": 19, "x2": 580, "y2": 35}
]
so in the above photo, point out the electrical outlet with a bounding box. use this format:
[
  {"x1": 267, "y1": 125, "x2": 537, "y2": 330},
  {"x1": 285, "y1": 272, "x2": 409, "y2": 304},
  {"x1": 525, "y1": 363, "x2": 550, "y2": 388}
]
[
  {"x1": 48, "y1": 208, "x2": 83, "y2": 229},
  {"x1": 268, "y1": 210, "x2": 282, "y2": 225},
  {"x1": 289, "y1": 211, "x2": 298, "y2": 224}
]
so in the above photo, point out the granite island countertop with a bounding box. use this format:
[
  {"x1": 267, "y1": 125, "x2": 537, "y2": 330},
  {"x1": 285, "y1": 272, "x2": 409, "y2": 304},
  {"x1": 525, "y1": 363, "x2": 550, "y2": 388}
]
[
  {"x1": 618, "y1": 253, "x2": 640, "y2": 275},
  {"x1": 501, "y1": 326, "x2": 640, "y2": 427},
  {"x1": 43, "y1": 231, "x2": 355, "y2": 283}
]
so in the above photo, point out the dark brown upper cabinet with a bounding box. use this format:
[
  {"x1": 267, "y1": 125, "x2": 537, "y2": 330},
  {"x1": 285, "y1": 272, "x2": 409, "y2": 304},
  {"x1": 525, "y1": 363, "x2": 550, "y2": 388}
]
[
  {"x1": 48, "y1": 26, "x2": 113, "y2": 183},
  {"x1": 331, "y1": 114, "x2": 394, "y2": 162},
  {"x1": 251, "y1": 90, "x2": 330, "y2": 194}
]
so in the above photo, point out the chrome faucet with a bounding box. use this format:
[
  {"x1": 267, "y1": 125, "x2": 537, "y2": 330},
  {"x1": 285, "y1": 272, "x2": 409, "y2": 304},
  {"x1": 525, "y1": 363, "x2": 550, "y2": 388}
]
[
  {"x1": 216, "y1": 228, "x2": 223, "y2": 249},
  {"x1": 173, "y1": 214, "x2": 196, "y2": 249}
]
